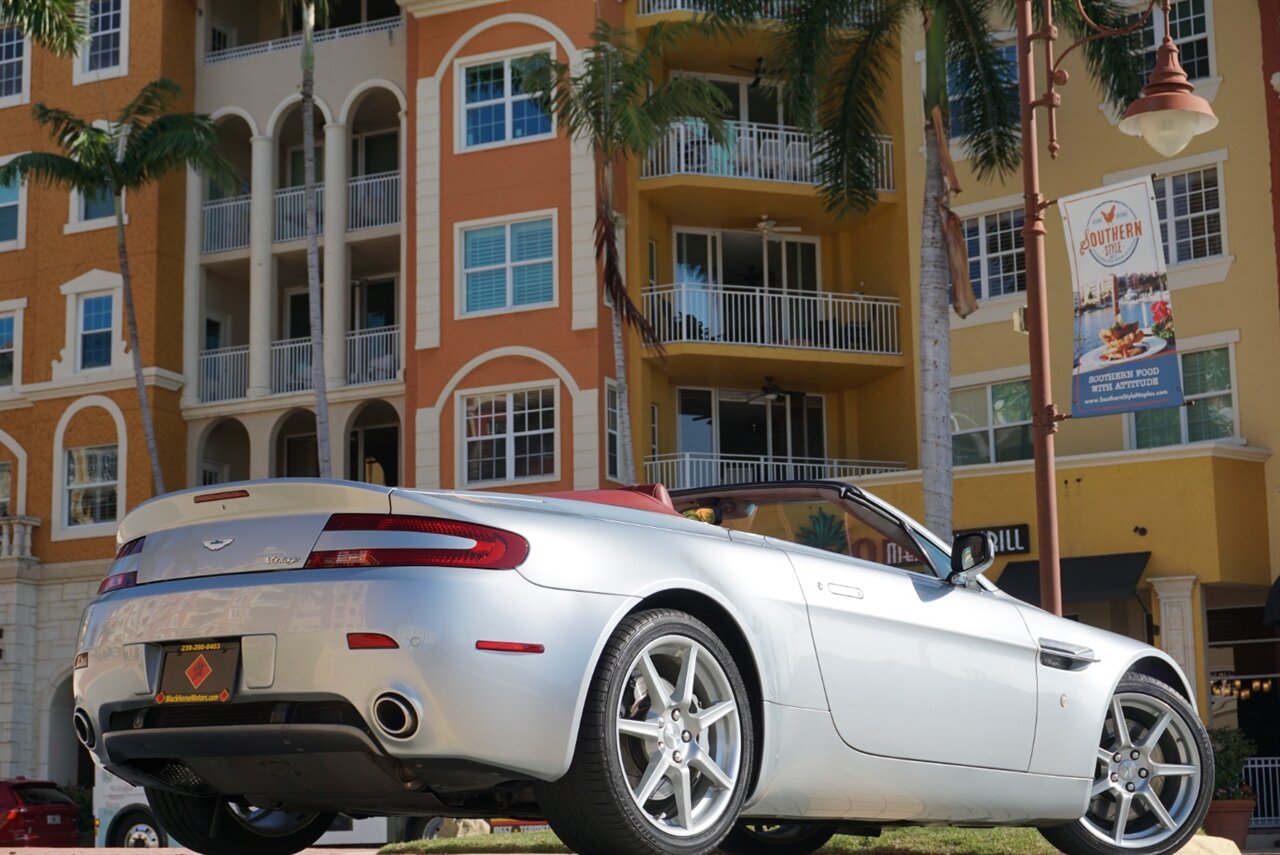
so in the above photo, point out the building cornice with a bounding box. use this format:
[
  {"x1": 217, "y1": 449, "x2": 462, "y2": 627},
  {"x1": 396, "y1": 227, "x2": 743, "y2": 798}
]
[
  {"x1": 181, "y1": 381, "x2": 405, "y2": 421},
  {"x1": 398, "y1": 0, "x2": 505, "y2": 18},
  {"x1": 6, "y1": 367, "x2": 185, "y2": 403}
]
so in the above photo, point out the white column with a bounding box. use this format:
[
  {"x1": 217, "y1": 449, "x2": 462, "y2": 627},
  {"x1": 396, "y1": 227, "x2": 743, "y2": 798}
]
[
  {"x1": 248, "y1": 135, "x2": 275, "y2": 397},
  {"x1": 1150, "y1": 575, "x2": 1201, "y2": 690},
  {"x1": 181, "y1": 167, "x2": 203, "y2": 408},
  {"x1": 323, "y1": 121, "x2": 349, "y2": 389}
]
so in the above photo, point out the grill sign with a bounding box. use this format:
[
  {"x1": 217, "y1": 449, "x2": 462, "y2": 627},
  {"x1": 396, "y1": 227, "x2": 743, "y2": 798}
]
[{"x1": 157, "y1": 641, "x2": 238, "y2": 704}]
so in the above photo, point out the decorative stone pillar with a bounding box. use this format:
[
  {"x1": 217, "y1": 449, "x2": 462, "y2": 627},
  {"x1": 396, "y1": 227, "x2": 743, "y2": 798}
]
[
  {"x1": 323, "y1": 122, "x2": 349, "y2": 391},
  {"x1": 248, "y1": 135, "x2": 275, "y2": 397},
  {"x1": 181, "y1": 167, "x2": 203, "y2": 409},
  {"x1": 1150, "y1": 575, "x2": 1201, "y2": 693}
]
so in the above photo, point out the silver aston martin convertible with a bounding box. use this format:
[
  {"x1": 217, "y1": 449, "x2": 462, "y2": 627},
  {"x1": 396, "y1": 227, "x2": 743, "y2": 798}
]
[{"x1": 74, "y1": 479, "x2": 1212, "y2": 855}]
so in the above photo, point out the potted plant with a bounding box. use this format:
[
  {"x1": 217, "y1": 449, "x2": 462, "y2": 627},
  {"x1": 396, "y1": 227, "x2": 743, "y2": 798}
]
[{"x1": 1203, "y1": 727, "x2": 1256, "y2": 848}]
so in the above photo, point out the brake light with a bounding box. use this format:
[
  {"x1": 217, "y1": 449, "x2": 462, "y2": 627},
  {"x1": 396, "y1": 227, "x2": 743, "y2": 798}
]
[
  {"x1": 98, "y1": 571, "x2": 137, "y2": 595},
  {"x1": 115, "y1": 536, "x2": 145, "y2": 559},
  {"x1": 476, "y1": 640, "x2": 545, "y2": 654},
  {"x1": 306, "y1": 515, "x2": 529, "y2": 570},
  {"x1": 0, "y1": 808, "x2": 15, "y2": 830},
  {"x1": 194, "y1": 488, "x2": 249, "y2": 503}
]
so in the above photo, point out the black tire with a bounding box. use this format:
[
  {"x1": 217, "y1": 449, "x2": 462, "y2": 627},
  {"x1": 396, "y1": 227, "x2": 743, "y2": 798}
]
[
  {"x1": 717, "y1": 821, "x2": 837, "y2": 855},
  {"x1": 537, "y1": 608, "x2": 754, "y2": 855},
  {"x1": 144, "y1": 787, "x2": 336, "y2": 855},
  {"x1": 107, "y1": 808, "x2": 167, "y2": 848},
  {"x1": 1039, "y1": 672, "x2": 1213, "y2": 855},
  {"x1": 400, "y1": 816, "x2": 443, "y2": 841}
]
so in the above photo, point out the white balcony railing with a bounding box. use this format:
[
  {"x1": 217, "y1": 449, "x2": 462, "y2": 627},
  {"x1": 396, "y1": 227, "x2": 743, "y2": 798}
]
[
  {"x1": 271, "y1": 336, "x2": 313, "y2": 394},
  {"x1": 198, "y1": 345, "x2": 249, "y2": 403},
  {"x1": 204, "y1": 16, "x2": 403, "y2": 65},
  {"x1": 348, "y1": 171, "x2": 400, "y2": 231},
  {"x1": 274, "y1": 185, "x2": 324, "y2": 243},
  {"x1": 646, "y1": 452, "x2": 906, "y2": 490},
  {"x1": 202, "y1": 195, "x2": 250, "y2": 253},
  {"x1": 638, "y1": 0, "x2": 878, "y2": 21},
  {"x1": 1246, "y1": 757, "x2": 1280, "y2": 828},
  {"x1": 346, "y1": 325, "x2": 400, "y2": 385},
  {"x1": 644, "y1": 284, "x2": 901, "y2": 355},
  {"x1": 643, "y1": 119, "x2": 893, "y2": 191},
  {"x1": 0, "y1": 516, "x2": 39, "y2": 560}
]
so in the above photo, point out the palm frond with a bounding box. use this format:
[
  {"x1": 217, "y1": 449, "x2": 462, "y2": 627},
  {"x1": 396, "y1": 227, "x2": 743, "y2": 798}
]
[
  {"x1": 30, "y1": 102, "x2": 90, "y2": 147},
  {"x1": 596, "y1": 191, "x2": 662, "y2": 352},
  {"x1": 807, "y1": 0, "x2": 913, "y2": 217},
  {"x1": 0, "y1": 150, "x2": 94, "y2": 192},
  {"x1": 692, "y1": 0, "x2": 768, "y2": 41},
  {"x1": 942, "y1": 0, "x2": 1020, "y2": 181},
  {"x1": 119, "y1": 113, "x2": 237, "y2": 192},
  {"x1": 1056, "y1": 0, "x2": 1145, "y2": 109},
  {"x1": 0, "y1": 0, "x2": 83, "y2": 56},
  {"x1": 117, "y1": 78, "x2": 183, "y2": 129}
]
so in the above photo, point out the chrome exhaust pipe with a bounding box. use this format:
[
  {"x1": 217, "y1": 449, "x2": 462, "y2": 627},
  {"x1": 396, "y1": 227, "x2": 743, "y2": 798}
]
[
  {"x1": 73, "y1": 710, "x2": 95, "y2": 749},
  {"x1": 373, "y1": 693, "x2": 418, "y2": 739}
]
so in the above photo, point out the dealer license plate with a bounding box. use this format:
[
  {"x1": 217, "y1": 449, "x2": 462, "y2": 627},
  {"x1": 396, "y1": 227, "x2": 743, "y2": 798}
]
[{"x1": 157, "y1": 640, "x2": 240, "y2": 704}]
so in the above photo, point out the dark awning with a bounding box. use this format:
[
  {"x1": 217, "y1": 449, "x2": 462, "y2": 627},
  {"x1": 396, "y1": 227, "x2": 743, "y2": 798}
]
[
  {"x1": 1266, "y1": 576, "x2": 1280, "y2": 627},
  {"x1": 996, "y1": 552, "x2": 1152, "y2": 606}
]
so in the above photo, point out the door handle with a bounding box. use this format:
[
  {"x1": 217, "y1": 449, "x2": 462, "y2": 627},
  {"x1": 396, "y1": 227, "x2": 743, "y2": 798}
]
[
  {"x1": 1038, "y1": 638, "x2": 1099, "y2": 670},
  {"x1": 828, "y1": 583, "x2": 864, "y2": 600}
]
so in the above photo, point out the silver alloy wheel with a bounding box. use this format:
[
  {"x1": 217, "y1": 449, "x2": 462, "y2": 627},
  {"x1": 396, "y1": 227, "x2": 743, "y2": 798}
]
[
  {"x1": 225, "y1": 802, "x2": 323, "y2": 838},
  {"x1": 615, "y1": 633, "x2": 743, "y2": 838},
  {"x1": 1081, "y1": 692, "x2": 1202, "y2": 849}
]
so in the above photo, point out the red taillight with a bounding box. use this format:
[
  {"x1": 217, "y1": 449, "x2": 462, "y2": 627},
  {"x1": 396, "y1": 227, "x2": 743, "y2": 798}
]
[
  {"x1": 0, "y1": 808, "x2": 19, "y2": 830},
  {"x1": 306, "y1": 515, "x2": 529, "y2": 570},
  {"x1": 346, "y1": 632, "x2": 400, "y2": 649},
  {"x1": 194, "y1": 488, "x2": 249, "y2": 503},
  {"x1": 98, "y1": 570, "x2": 137, "y2": 595},
  {"x1": 476, "y1": 640, "x2": 545, "y2": 654},
  {"x1": 115, "y1": 536, "x2": 145, "y2": 559}
]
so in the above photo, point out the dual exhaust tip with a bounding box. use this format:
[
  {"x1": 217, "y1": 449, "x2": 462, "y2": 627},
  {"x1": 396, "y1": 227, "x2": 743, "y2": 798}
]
[
  {"x1": 373, "y1": 693, "x2": 418, "y2": 740},
  {"x1": 75, "y1": 696, "x2": 417, "y2": 746},
  {"x1": 73, "y1": 710, "x2": 95, "y2": 749}
]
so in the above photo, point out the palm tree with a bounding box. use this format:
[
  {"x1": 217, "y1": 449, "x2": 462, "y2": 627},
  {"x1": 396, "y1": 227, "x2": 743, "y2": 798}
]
[
  {"x1": 0, "y1": 80, "x2": 234, "y2": 496},
  {"x1": 0, "y1": 0, "x2": 82, "y2": 55},
  {"x1": 519, "y1": 21, "x2": 730, "y2": 485},
  {"x1": 284, "y1": 0, "x2": 333, "y2": 478},
  {"x1": 705, "y1": 0, "x2": 1142, "y2": 539}
]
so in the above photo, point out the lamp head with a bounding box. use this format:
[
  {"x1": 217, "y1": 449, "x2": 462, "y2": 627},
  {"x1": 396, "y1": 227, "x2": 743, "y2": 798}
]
[{"x1": 1119, "y1": 31, "x2": 1217, "y2": 157}]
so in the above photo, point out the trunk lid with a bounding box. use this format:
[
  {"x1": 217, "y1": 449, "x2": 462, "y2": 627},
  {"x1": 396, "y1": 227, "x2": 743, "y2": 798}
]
[{"x1": 122, "y1": 480, "x2": 393, "y2": 584}]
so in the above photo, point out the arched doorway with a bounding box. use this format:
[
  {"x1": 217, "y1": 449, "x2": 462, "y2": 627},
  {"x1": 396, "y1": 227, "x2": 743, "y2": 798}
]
[
  {"x1": 199, "y1": 418, "x2": 251, "y2": 485},
  {"x1": 274, "y1": 409, "x2": 318, "y2": 477},
  {"x1": 348, "y1": 400, "x2": 400, "y2": 486}
]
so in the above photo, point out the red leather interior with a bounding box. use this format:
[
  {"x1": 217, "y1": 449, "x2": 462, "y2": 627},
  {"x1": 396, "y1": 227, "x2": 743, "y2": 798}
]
[{"x1": 542, "y1": 483, "x2": 682, "y2": 517}]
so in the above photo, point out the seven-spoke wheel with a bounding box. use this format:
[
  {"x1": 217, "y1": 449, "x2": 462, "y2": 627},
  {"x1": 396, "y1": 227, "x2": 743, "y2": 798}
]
[
  {"x1": 538, "y1": 609, "x2": 753, "y2": 855},
  {"x1": 1040, "y1": 673, "x2": 1212, "y2": 855}
]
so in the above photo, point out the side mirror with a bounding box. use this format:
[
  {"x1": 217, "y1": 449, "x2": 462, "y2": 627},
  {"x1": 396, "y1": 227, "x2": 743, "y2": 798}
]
[{"x1": 949, "y1": 531, "x2": 997, "y2": 584}]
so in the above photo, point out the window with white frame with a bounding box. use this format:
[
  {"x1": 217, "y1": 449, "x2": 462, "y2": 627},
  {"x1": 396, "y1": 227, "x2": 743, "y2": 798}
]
[
  {"x1": 80, "y1": 185, "x2": 115, "y2": 222},
  {"x1": 0, "y1": 26, "x2": 25, "y2": 105},
  {"x1": 83, "y1": 0, "x2": 124, "y2": 76},
  {"x1": 0, "y1": 170, "x2": 19, "y2": 248},
  {"x1": 1153, "y1": 166, "x2": 1222, "y2": 266},
  {"x1": 963, "y1": 207, "x2": 1025, "y2": 300},
  {"x1": 66, "y1": 444, "x2": 117, "y2": 526},
  {"x1": 0, "y1": 313, "x2": 13, "y2": 387},
  {"x1": 79, "y1": 293, "x2": 113, "y2": 370},
  {"x1": 951, "y1": 379, "x2": 1033, "y2": 465},
  {"x1": 1133, "y1": 346, "x2": 1234, "y2": 447},
  {"x1": 1141, "y1": 0, "x2": 1211, "y2": 81},
  {"x1": 463, "y1": 385, "x2": 556, "y2": 485},
  {"x1": 460, "y1": 53, "x2": 552, "y2": 150},
  {"x1": 949, "y1": 43, "x2": 1019, "y2": 139},
  {"x1": 606, "y1": 381, "x2": 620, "y2": 482},
  {"x1": 462, "y1": 216, "x2": 554, "y2": 314},
  {"x1": 0, "y1": 460, "x2": 9, "y2": 516}
]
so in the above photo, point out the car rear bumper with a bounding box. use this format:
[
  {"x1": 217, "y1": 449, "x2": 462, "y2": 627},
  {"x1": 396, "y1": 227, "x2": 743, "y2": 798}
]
[{"x1": 75, "y1": 564, "x2": 635, "y2": 796}]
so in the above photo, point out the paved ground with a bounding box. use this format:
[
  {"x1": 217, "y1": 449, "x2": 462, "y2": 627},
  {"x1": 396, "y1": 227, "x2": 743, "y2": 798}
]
[{"x1": 4, "y1": 849, "x2": 384, "y2": 854}]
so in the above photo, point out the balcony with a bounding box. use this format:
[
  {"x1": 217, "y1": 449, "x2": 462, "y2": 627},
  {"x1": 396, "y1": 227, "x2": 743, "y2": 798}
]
[
  {"x1": 644, "y1": 284, "x2": 901, "y2": 355},
  {"x1": 646, "y1": 452, "x2": 906, "y2": 490},
  {"x1": 199, "y1": 345, "x2": 250, "y2": 403},
  {"x1": 204, "y1": 17, "x2": 403, "y2": 65},
  {"x1": 0, "y1": 516, "x2": 39, "y2": 560},
  {"x1": 203, "y1": 195, "x2": 250, "y2": 253},
  {"x1": 274, "y1": 186, "x2": 324, "y2": 243},
  {"x1": 348, "y1": 171, "x2": 400, "y2": 231},
  {"x1": 346, "y1": 325, "x2": 400, "y2": 385},
  {"x1": 271, "y1": 336, "x2": 313, "y2": 394},
  {"x1": 643, "y1": 120, "x2": 893, "y2": 191}
]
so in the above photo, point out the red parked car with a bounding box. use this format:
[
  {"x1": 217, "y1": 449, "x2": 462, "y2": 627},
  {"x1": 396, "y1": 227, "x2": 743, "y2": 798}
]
[{"x1": 0, "y1": 778, "x2": 80, "y2": 848}]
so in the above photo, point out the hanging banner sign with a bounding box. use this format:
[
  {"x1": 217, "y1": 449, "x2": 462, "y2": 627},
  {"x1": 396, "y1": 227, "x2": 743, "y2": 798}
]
[{"x1": 1059, "y1": 177, "x2": 1182, "y2": 417}]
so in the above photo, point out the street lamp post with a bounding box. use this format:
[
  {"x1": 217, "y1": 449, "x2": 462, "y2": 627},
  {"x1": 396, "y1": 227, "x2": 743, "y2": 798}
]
[{"x1": 1013, "y1": 0, "x2": 1217, "y2": 616}]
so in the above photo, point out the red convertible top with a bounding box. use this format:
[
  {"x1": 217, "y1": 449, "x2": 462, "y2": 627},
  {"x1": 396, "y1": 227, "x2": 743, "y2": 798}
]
[{"x1": 543, "y1": 484, "x2": 682, "y2": 517}]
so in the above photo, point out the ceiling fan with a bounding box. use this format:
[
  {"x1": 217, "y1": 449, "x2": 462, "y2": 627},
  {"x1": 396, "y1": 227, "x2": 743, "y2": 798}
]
[
  {"x1": 747, "y1": 376, "x2": 799, "y2": 404},
  {"x1": 729, "y1": 56, "x2": 767, "y2": 89},
  {"x1": 755, "y1": 215, "x2": 802, "y2": 240}
]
